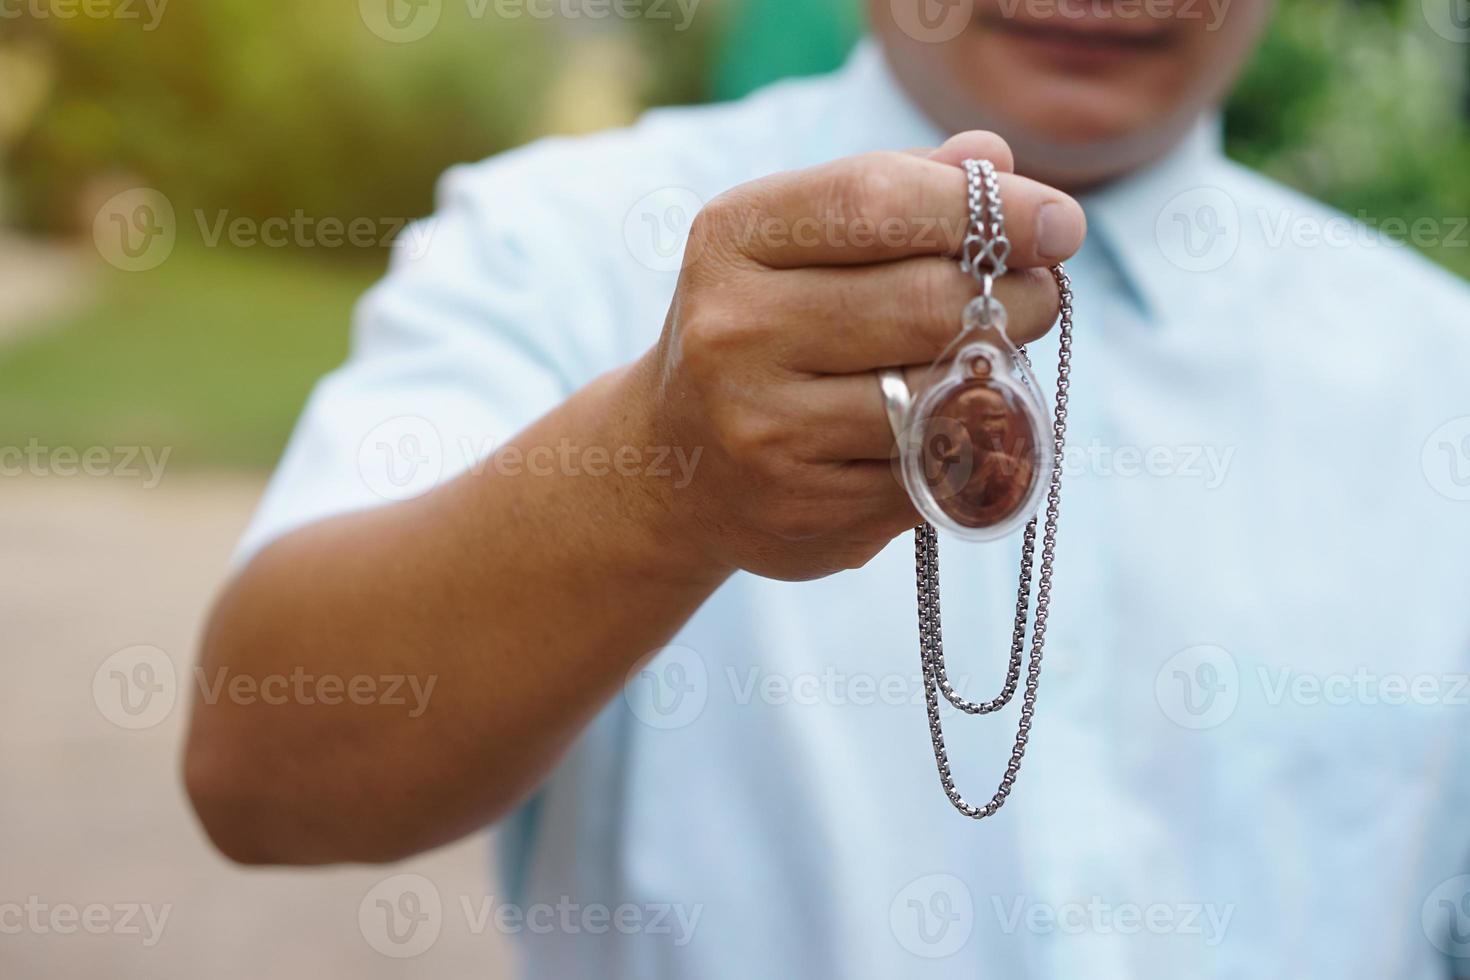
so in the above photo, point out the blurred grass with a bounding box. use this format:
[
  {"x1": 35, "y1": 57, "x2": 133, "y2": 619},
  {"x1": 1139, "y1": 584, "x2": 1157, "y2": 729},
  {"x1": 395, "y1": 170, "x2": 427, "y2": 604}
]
[{"x1": 0, "y1": 246, "x2": 368, "y2": 469}]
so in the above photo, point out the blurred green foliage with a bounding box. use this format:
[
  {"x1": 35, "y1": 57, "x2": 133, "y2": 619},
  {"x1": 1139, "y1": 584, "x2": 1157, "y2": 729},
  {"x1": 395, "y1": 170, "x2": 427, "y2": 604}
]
[
  {"x1": 1225, "y1": 0, "x2": 1470, "y2": 277},
  {"x1": 0, "y1": 0, "x2": 1464, "y2": 469},
  {"x1": 6, "y1": 1, "x2": 727, "y2": 237},
  {"x1": 710, "y1": 0, "x2": 862, "y2": 100},
  {"x1": 8, "y1": 1, "x2": 554, "y2": 235}
]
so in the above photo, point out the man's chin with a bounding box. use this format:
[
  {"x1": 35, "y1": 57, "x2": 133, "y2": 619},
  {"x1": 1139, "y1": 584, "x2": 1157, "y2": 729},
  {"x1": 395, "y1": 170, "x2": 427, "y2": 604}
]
[
  {"x1": 992, "y1": 103, "x2": 1198, "y2": 191},
  {"x1": 993, "y1": 75, "x2": 1162, "y2": 141}
]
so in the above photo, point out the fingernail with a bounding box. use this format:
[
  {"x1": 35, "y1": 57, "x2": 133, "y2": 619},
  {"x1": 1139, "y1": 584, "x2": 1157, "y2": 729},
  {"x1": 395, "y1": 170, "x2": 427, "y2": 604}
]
[{"x1": 1036, "y1": 201, "x2": 1079, "y2": 261}]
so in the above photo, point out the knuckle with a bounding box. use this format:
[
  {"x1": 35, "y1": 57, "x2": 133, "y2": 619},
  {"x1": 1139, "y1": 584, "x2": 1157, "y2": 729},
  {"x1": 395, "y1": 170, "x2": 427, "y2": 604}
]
[
  {"x1": 913, "y1": 259, "x2": 963, "y2": 335},
  {"x1": 686, "y1": 191, "x2": 751, "y2": 268},
  {"x1": 828, "y1": 156, "x2": 901, "y2": 229},
  {"x1": 677, "y1": 302, "x2": 752, "y2": 377},
  {"x1": 677, "y1": 310, "x2": 725, "y2": 376},
  {"x1": 723, "y1": 412, "x2": 788, "y2": 466},
  {"x1": 689, "y1": 191, "x2": 736, "y2": 244}
]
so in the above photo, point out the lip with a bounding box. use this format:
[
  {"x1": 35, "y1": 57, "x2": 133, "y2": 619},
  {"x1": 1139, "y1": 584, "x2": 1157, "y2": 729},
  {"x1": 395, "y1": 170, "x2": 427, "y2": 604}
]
[{"x1": 978, "y1": 11, "x2": 1176, "y2": 49}]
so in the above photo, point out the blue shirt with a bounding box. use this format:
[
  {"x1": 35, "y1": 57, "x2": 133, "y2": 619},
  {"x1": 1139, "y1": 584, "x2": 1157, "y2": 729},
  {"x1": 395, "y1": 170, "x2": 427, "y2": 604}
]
[{"x1": 240, "y1": 40, "x2": 1470, "y2": 979}]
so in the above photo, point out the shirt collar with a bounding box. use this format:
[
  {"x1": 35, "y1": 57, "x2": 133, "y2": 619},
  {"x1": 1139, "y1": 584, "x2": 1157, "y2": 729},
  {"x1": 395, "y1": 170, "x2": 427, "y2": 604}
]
[
  {"x1": 1077, "y1": 116, "x2": 1227, "y2": 320},
  {"x1": 841, "y1": 37, "x2": 1226, "y2": 321}
]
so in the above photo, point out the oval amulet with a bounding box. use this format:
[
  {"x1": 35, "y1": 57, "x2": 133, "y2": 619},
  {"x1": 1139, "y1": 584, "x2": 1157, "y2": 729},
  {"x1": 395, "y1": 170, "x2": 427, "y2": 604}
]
[{"x1": 899, "y1": 298, "x2": 1053, "y2": 541}]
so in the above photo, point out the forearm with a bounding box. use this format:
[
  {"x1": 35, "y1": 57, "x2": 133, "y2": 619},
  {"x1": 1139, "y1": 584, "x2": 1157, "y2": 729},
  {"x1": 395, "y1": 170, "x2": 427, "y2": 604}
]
[{"x1": 184, "y1": 358, "x2": 727, "y2": 865}]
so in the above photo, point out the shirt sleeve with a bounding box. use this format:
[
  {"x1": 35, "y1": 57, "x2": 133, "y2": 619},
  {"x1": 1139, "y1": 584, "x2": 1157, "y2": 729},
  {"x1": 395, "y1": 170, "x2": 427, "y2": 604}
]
[{"x1": 233, "y1": 159, "x2": 593, "y2": 565}]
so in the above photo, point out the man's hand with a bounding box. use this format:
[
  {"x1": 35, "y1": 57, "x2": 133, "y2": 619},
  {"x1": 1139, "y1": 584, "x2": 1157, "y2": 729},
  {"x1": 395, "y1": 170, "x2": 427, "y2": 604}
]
[{"x1": 636, "y1": 131, "x2": 1086, "y2": 580}]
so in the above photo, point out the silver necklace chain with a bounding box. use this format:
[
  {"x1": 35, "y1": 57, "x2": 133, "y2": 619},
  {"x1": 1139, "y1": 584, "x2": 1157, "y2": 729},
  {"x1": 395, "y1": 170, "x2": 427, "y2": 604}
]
[{"x1": 916, "y1": 159, "x2": 1073, "y2": 820}]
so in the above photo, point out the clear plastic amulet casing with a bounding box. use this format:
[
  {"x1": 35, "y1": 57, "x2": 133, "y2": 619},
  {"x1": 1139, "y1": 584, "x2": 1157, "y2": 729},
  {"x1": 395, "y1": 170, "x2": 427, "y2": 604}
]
[{"x1": 898, "y1": 294, "x2": 1053, "y2": 542}]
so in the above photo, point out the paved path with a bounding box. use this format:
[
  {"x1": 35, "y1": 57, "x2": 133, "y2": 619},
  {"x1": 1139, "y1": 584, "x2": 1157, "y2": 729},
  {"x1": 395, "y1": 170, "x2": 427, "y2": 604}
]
[
  {"x1": 0, "y1": 232, "x2": 93, "y2": 344},
  {"x1": 0, "y1": 472, "x2": 515, "y2": 979}
]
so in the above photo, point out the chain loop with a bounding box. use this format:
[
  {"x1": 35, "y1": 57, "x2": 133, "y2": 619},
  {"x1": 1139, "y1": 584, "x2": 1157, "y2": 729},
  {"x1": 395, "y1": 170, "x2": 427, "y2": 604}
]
[{"x1": 959, "y1": 158, "x2": 1011, "y2": 281}]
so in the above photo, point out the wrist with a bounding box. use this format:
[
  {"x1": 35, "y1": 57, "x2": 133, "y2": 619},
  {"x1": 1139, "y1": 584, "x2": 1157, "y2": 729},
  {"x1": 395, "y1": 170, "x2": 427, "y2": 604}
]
[{"x1": 590, "y1": 356, "x2": 731, "y2": 591}]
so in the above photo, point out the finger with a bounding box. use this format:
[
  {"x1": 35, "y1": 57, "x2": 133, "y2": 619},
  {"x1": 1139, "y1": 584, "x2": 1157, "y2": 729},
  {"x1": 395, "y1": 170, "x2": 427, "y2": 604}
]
[
  {"x1": 790, "y1": 372, "x2": 905, "y2": 461},
  {"x1": 927, "y1": 130, "x2": 1015, "y2": 172},
  {"x1": 811, "y1": 459, "x2": 920, "y2": 535},
  {"x1": 725, "y1": 150, "x2": 1083, "y2": 269},
  {"x1": 834, "y1": 460, "x2": 922, "y2": 537},
  {"x1": 771, "y1": 258, "x2": 1062, "y2": 374},
  {"x1": 783, "y1": 364, "x2": 955, "y2": 463},
  {"x1": 900, "y1": 131, "x2": 1016, "y2": 171}
]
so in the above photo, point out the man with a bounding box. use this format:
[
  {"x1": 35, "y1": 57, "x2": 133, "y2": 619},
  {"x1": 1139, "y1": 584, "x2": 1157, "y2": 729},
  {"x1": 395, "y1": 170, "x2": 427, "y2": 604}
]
[{"x1": 185, "y1": 1, "x2": 1470, "y2": 976}]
